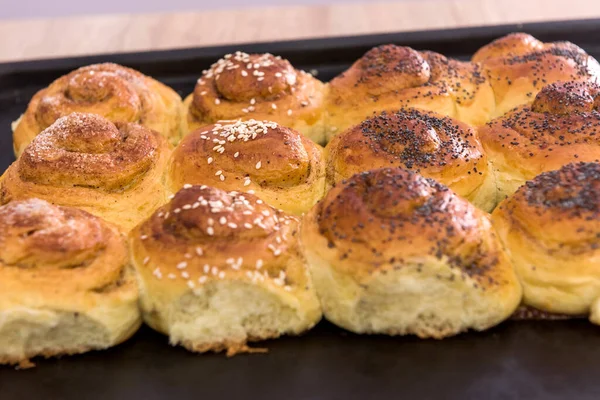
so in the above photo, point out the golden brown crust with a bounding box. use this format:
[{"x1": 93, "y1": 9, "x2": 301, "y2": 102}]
[
  {"x1": 131, "y1": 185, "x2": 303, "y2": 289},
  {"x1": 325, "y1": 45, "x2": 494, "y2": 138},
  {"x1": 167, "y1": 119, "x2": 326, "y2": 215},
  {"x1": 479, "y1": 81, "x2": 600, "y2": 200},
  {"x1": 183, "y1": 52, "x2": 326, "y2": 143},
  {"x1": 472, "y1": 33, "x2": 600, "y2": 118},
  {"x1": 309, "y1": 168, "x2": 503, "y2": 282},
  {"x1": 325, "y1": 109, "x2": 491, "y2": 207},
  {"x1": 492, "y1": 162, "x2": 600, "y2": 315},
  {"x1": 130, "y1": 185, "x2": 321, "y2": 353},
  {"x1": 1, "y1": 113, "x2": 171, "y2": 232},
  {"x1": 0, "y1": 199, "x2": 140, "y2": 366},
  {"x1": 12, "y1": 63, "x2": 183, "y2": 154}
]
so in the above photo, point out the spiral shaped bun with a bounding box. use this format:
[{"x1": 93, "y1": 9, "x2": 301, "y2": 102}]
[
  {"x1": 167, "y1": 119, "x2": 326, "y2": 215},
  {"x1": 183, "y1": 51, "x2": 326, "y2": 143},
  {"x1": 325, "y1": 109, "x2": 496, "y2": 211},
  {"x1": 12, "y1": 63, "x2": 183, "y2": 155},
  {"x1": 324, "y1": 45, "x2": 494, "y2": 140},
  {"x1": 491, "y1": 162, "x2": 600, "y2": 322},
  {"x1": 479, "y1": 81, "x2": 600, "y2": 203},
  {"x1": 301, "y1": 168, "x2": 521, "y2": 337},
  {"x1": 0, "y1": 199, "x2": 140, "y2": 367},
  {"x1": 129, "y1": 185, "x2": 321, "y2": 355},
  {"x1": 472, "y1": 33, "x2": 600, "y2": 119},
  {"x1": 1, "y1": 113, "x2": 171, "y2": 232}
]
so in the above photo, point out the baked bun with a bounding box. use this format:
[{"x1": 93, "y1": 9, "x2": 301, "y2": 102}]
[
  {"x1": 0, "y1": 199, "x2": 140, "y2": 368},
  {"x1": 325, "y1": 109, "x2": 496, "y2": 211},
  {"x1": 129, "y1": 185, "x2": 322, "y2": 355},
  {"x1": 324, "y1": 44, "x2": 494, "y2": 140},
  {"x1": 479, "y1": 81, "x2": 600, "y2": 203},
  {"x1": 472, "y1": 33, "x2": 600, "y2": 119},
  {"x1": 167, "y1": 119, "x2": 326, "y2": 215},
  {"x1": 12, "y1": 63, "x2": 182, "y2": 155},
  {"x1": 301, "y1": 168, "x2": 521, "y2": 337},
  {"x1": 1, "y1": 112, "x2": 171, "y2": 232},
  {"x1": 491, "y1": 162, "x2": 600, "y2": 323},
  {"x1": 183, "y1": 51, "x2": 326, "y2": 143}
]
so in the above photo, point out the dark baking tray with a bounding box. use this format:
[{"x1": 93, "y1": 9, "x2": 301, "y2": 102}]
[{"x1": 2, "y1": 18, "x2": 600, "y2": 399}]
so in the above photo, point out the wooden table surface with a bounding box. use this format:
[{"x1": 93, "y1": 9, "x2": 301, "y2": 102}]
[{"x1": 1, "y1": 0, "x2": 599, "y2": 63}]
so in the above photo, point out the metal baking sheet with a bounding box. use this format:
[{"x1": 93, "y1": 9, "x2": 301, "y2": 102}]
[{"x1": 1, "y1": 19, "x2": 600, "y2": 399}]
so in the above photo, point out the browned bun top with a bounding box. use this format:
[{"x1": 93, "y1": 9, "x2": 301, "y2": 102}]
[
  {"x1": 531, "y1": 81, "x2": 600, "y2": 114},
  {"x1": 495, "y1": 162, "x2": 600, "y2": 248},
  {"x1": 189, "y1": 51, "x2": 321, "y2": 125},
  {"x1": 472, "y1": 33, "x2": 546, "y2": 63},
  {"x1": 479, "y1": 81, "x2": 600, "y2": 174},
  {"x1": 18, "y1": 112, "x2": 161, "y2": 192},
  {"x1": 0, "y1": 199, "x2": 109, "y2": 269},
  {"x1": 134, "y1": 185, "x2": 303, "y2": 289},
  {"x1": 169, "y1": 119, "x2": 317, "y2": 190},
  {"x1": 326, "y1": 109, "x2": 486, "y2": 186},
  {"x1": 313, "y1": 168, "x2": 500, "y2": 282},
  {"x1": 472, "y1": 33, "x2": 600, "y2": 104},
  {"x1": 29, "y1": 63, "x2": 164, "y2": 131},
  {"x1": 331, "y1": 44, "x2": 487, "y2": 98}
]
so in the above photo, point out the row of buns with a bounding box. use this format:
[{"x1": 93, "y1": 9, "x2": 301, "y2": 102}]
[
  {"x1": 2, "y1": 31, "x2": 600, "y2": 367},
  {"x1": 4, "y1": 160, "x2": 600, "y2": 367},
  {"x1": 11, "y1": 32, "x2": 600, "y2": 151}
]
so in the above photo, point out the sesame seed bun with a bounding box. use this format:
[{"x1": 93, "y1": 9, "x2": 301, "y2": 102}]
[
  {"x1": 129, "y1": 185, "x2": 322, "y2": 355},
  {"x1": 166, "y1": 119, "x2": 326, "y2": 215},
  {"x1": 182, "y1": 52, "x2": 326, "y2": 144},
  {"x1": 0, "y1": 199, "x2": 141, "y2": 368}
]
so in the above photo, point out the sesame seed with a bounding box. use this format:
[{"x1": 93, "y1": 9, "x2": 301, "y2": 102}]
[
  {"x1": 192, "y1": 202, "x2": 200, "y2": 209},
  {"x1": 182, "y1": 204, "x2": 192, "y2": 210},
  {"x1": 271, "y1": 104, "x2": 277, "y2": 110},
  {"x1": 273, "y1": 249, "x2": 282, "y2": 256},
  {"x1": 143, "y1": 256, "x2": 150, "y2": 265},
  {"x1": 168, "y1": 273, "x2": 176, "y2": 280},
  {"x1": 220, "y1": 175, "x2": 225, "y2": 181},
  {"x1": 164, "y1": 211, "x2": 170, "y2": 219},
  {"x1": 168, "y1": 194, "x2": 175, "y2": 200},
  {"x1": 262, "y1": 210, "x2": 270, "y2": 217},
  {"x1": 183, "y1": 184, "x2": 193, "y2": 189},
  {"x1": 228, "y1": 222, "x2": 238, "y2": 229},
  {"x1": 181, "y1": 271, "x2": 190, "y2": 279},
  {"x1": 275, "y1": 72, "x2": 282, "y2": 77},
  {"x1": 185, "y1": 253, "x2": 192, "y2": 259},
  {"x1": 256, "y1": 259, "x2": 263, "y2": 269},
  {"x1": 196, "y1": 247, "x2": 204, "y2": 256},
  {"x1": 243, "y1": 223, "x2": 252, "y2": 229},
  {"x1": 257, "y1": 77, "x2": 264, "y2": 81},
  {"x1": 284, "y1": 286, "x2": 292, "y2": 292},
  {"x1": 199, "y1": 276, "x2": 207, "y2": 284},
  {"x1": 250, "y1": 98, "x2": 256, "y2": 105},
  {"x1": 256, "y1": 199, "x2": 264, "y2": 204},
  {"x1": 241, "y1": 70, "x2": 248, "y2": 77},
  {"x1": 215, "y1": 98, "x2": 221, "y2": 105},
  {"x1": 187, "y1": 281, "x2": 195, "y2": 289},
  {"x1": 256, "y1": 161, "x2": 262, "y2": 169},
  {"x1": 219, "y1": 216, "x2": 227, "y2": 225},
  {"x1": 219, "y1": 271, "x2": 225, "y2": 279},
  {"x1": 212, "y1": 267, "x2": 218, "y2": 276},
  {"x1": 173, "y1": 208, "x2": 181, "y2": 214},
  {"x1": 204, "y1": 264, "x2": 210, "y2": 273},
  {"x1": 177, "y1": 261, "x2": 188, "y2": 269},
  {"x1": 140, "y1": 235, "x2": 148, "y2": 240},
  {"x1": 234, "y1": 152, "x2": 239, "y2": 158},
  {"x1": 207, "y1": 227, "x2": 214, "y2": 235},
  {"x1": 216, "y1": 170, "x2": 223, "y2": 176},
  {"x1": 244, "y1": 178, "x2": 251, "y2": 187}
]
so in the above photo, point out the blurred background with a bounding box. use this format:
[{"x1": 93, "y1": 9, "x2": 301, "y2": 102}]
[{"x1": 0, "y1": 0, "x2": 597, "y2": 62}]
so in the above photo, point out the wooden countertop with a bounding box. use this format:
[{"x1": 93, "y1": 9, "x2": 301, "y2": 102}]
[{"x1": 1, "y1": 0, "x2": 599, "y2": 63}]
